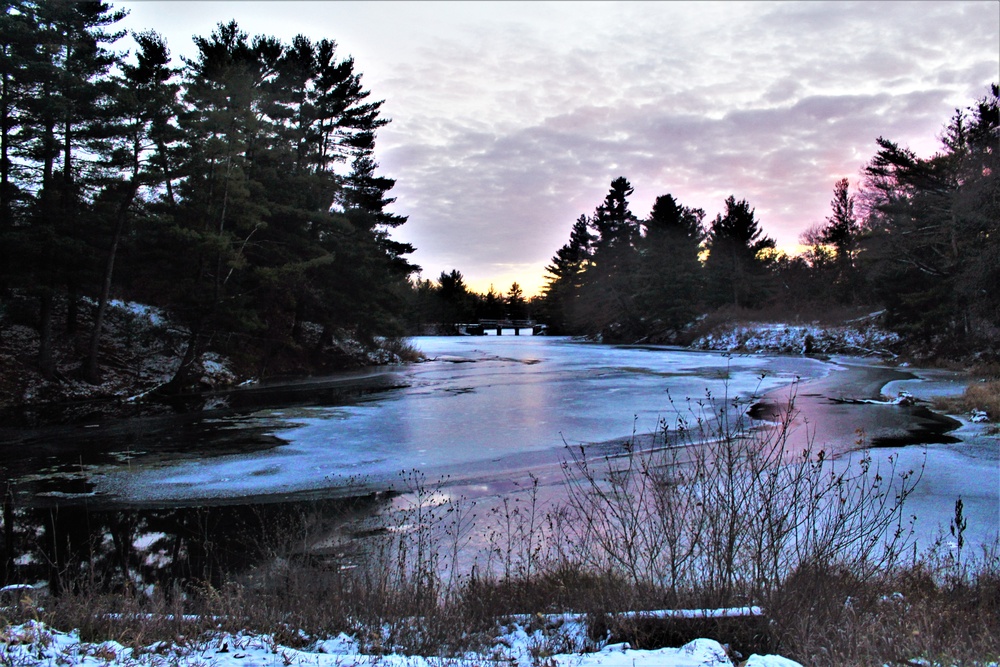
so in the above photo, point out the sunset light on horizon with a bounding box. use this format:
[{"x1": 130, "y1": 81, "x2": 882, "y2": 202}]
[{"x1": 116, "y1": 0, "x2": 998, "y2": 297}]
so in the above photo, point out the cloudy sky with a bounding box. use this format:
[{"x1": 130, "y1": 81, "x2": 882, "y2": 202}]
[{"x1": 117, "y1": 1, "x2": 998, "y2": 295}]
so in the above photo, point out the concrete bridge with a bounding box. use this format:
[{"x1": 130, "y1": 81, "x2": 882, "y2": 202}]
[{"x1": 460, "y1": 319, "x2": 547, "y2": 336}]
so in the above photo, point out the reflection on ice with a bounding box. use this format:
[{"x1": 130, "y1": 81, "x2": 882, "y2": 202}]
[{"x1": 96, "y1": 337, "x2": 823, "y2": 503}]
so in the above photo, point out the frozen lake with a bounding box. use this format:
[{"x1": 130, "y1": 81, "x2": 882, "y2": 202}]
[
  {"x1": 1, "y1": 335, "x2": 995, "y2": 562},
  {"x1": 89, "y1": 336, "x2": 828, "y2": 503}
]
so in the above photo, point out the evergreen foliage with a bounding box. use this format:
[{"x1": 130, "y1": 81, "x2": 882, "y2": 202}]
[
  {"x1": 859, "y1": 84, "x2": 999, "y2": 354},
  {"x1": 819, "y1": 178, "x2": 861, "y2": 304},
  {"x1": 534, "y1": 85, "x2": 997, "y2": 356},
  {"x1": 703, "y1": 196, "x2": 776, "y2": 309},
  {"x1": 0, "y1": 5, "x2": 415, "y2": 389},
  {"x1": 635, "y1": 194, "x2": 705, "y2": 336},
  {"x1": 583, "y1": 177, "x2": 642, "y2": 337},
  {"x1": 540, "y1": 214, "x2": 593, "y2": 333},
  {"x1": 541, "y1": 181, "x2": 707, "y2": 341},
  {"x1": 506, "y1": 282, "x2": 526, "y2": 320}
]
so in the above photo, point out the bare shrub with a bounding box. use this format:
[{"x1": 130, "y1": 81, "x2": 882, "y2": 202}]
[{"x1": 557, "y1": 384, "x2": 922, "y2": 615}]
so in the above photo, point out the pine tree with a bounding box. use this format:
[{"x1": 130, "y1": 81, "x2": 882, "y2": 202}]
[
  {"x1": 703, "y1": 195, "x2": 776, "y2": 309},
  {"x1": 859, "y1": 84, "x2": 999, "y2": 350},
  {"x1": 581, "y1": 177, "x2": 642, "y2": 338},
  {"x1": 84, "y1": 30, "x2": 178, "y2": 383},
  {"x1": 435, "y1": 269, "x2": 473, "y2": 324},
  {"x1": 480, "y1": 284, "x2": 506, "y2": 321},
  {"x1": 591, "y1": 176, "x2": 639, "y2": 252},
  {"x1": 156, "y1": 21, "x2": 274, "y2": 390},
  {"x1": 0, "y1": 1, "x2": 36, "y2": 239},
  {"x1": 9, "y1": 0, "x2": 126, "y2": 376},
  {"x1": 818, "y1": 178, "x2": 860, "y2": 303},
  {"x1": 506, "y1": 282, "x2": 526, "y2": 320},
  {"x1": 319, "y1": 153, "x2": 416, "y2": 338},
  {"x1": 635, "y1": 193, "x2": 705, "y2": 335},
  {"x1": 541, "y1": 214, "x2": 593, "y2": 334}
]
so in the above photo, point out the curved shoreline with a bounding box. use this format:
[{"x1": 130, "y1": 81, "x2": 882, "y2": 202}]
[
  {"x1": 754, "y1": 356, "x2": 966, "y2": 456},
  {"x1": 0, "y1": 349, "x2": 984, "y2": 499},
  {"x1": 3, "y1": 345, "x2": 995, "y2": 553}
]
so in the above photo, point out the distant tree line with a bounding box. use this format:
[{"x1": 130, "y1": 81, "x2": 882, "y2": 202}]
[
  {"x1": 535, "y1": 85, "x2": 999, "y2": 357},
  {"x1": 2, "y1": 0, "x2": 994, "y2": 393},
  {"x1": 0, "y1": 1, "x2": 416, "y2": 390},
  {"x1": 405, "y1": 272, "x2": 531, "y2": 332}
]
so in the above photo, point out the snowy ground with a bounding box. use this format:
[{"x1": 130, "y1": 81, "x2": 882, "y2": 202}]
[
  {"x1": 0, "y1": 298, "x2": 229, "y2": 421},
  {"x1": 0, "y1": 296, "x2": 407, "y2": 423},
  {"x1": 0, "y1": 620, "x2": 803, "y2": 667},
  {"x1": 689, "y1": 318, "x2": 901, "y2": 356}
]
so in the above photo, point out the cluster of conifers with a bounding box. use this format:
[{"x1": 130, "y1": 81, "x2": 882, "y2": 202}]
[{"x1": 0, "y1": 3, "x2": 414, "y2": 391}]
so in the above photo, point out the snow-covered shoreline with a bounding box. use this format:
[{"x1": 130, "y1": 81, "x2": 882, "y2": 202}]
[
  {"x1": 0, "y1": 297, "x2": 414, "y2": 425},
  {"x1": 689, "y1": 317, "x2": 901, "y2": 357},
  {"x1": 1, "y1": 619, "x2": 804, "y2": 667}
]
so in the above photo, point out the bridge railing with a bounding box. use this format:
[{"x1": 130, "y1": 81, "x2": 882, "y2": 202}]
[{"x1": 477, "y1": 319, "x2": 536, "y2": 328}]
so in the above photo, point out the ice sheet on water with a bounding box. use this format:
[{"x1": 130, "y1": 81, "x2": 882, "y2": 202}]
[{"x1": 94, "y1": 338, "x2": 829, "y2": 503}]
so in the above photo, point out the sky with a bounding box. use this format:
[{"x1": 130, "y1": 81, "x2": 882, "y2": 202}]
[{"x1": 115, "y1": 1, "x2": 999, "y2": 296}]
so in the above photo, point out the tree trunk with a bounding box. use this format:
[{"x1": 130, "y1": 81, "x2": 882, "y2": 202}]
[
  {"x1": 85, "y1": 181, "x2": 138, "y2": 384},
  {"x1": 291, "y1": 297, "x2": 305, "y2": 342},
  {"x1": 61, "y1": 117, "x2": 78, "y2": 337},
  {"x1": 65, "y1": 282, "x2": 78, "y2": 335},
  {"x1": 314, "y1": 323, "x2": 332, "y2": 355},
  {"x1": 2, "y1": 486, "x2": 14, "y2": 586},
  {"x1": 155, "y1": 137, "x2": 175, "y2": 205},
  {"x1": 37, "y1": 289, "x2": 55, "y2": 379},
  {"x1": 0, "y1": 69, "x2": 12, "y2": 233},
  {"x1": 163, "y1": 326, "x2": 202, "y2": 395}
]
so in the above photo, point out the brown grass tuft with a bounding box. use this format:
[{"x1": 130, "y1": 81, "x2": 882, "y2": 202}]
[{"x1": 934, "y1": 379, "x2": 1000, "y2": 425}]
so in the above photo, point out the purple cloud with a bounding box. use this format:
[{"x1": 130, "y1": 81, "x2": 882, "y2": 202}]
[{"x1": 117, "y1": 1, "x2": 999, "y2": 294}]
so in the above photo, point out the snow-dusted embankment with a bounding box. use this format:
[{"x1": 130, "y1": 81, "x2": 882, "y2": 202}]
[
  {"x1": 0, "y1": 621, "x2": 802, "y2": 667},
  {"x1": 690, "y1": 318, "x2": 900, "y2": 356}
]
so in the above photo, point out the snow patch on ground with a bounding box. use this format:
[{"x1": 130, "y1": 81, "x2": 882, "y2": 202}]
[
  {"x1": 0, "y1": 297, "x2": 190, "y2": 418},
  {"x1": 107, "y1": 299, "x2": 167, "y2": 327},
  {"x1": 0, "y1": 621, "x2": 804, "y2": 667},
  {"x1": 328, "y1": 334, "x2": 406, "y2": 366}
]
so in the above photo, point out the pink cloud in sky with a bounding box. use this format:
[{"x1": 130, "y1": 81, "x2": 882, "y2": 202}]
[{"x1": 117, "y1": 1, "x2": 999, "y2": 295}]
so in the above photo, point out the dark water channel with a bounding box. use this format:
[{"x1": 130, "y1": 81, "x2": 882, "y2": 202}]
[
  {"x1": 0, "y1": 336, "x2": 992, "y2": 592},
  {"x1": 0, "y1": 493, "x2": 394, "y2": 594}
]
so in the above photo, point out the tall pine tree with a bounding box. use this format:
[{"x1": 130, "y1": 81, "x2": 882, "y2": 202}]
[
  {"x1": 859, "y1": 84, "x2": 999, "y2": 351},
  {"x1": 581, "y1": 177, "x2": 642, "y2": 338},
  {"x1": 541, "y1": 214, "x2": 593, "y2": 334},
  {"x1": 703, "y1": 195, "x2": 775, "y2": 309},
  {"x1": 635, "y1": 193, "x2": 705, "y2": 336}
]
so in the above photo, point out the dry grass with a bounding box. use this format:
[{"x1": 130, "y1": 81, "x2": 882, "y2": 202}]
[
  {"x1": 931, "y1": 362, "x2": 999, "y2": 436},
  {"x1": 379, "y1": 336, "x2": 425, "y2": 363},
  {"x1": 763, "y1": 554, "x2": 1000, "y2": 665},
  {"x1": 934, "y1": 379, "x2": 1000, "y2": 427},
  {"x1": 8, "y1": 548, "x2": 998, "y2": 666},
  {"x1": 962, "y1": 380, "x2": 1000, "y2": 418}
]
